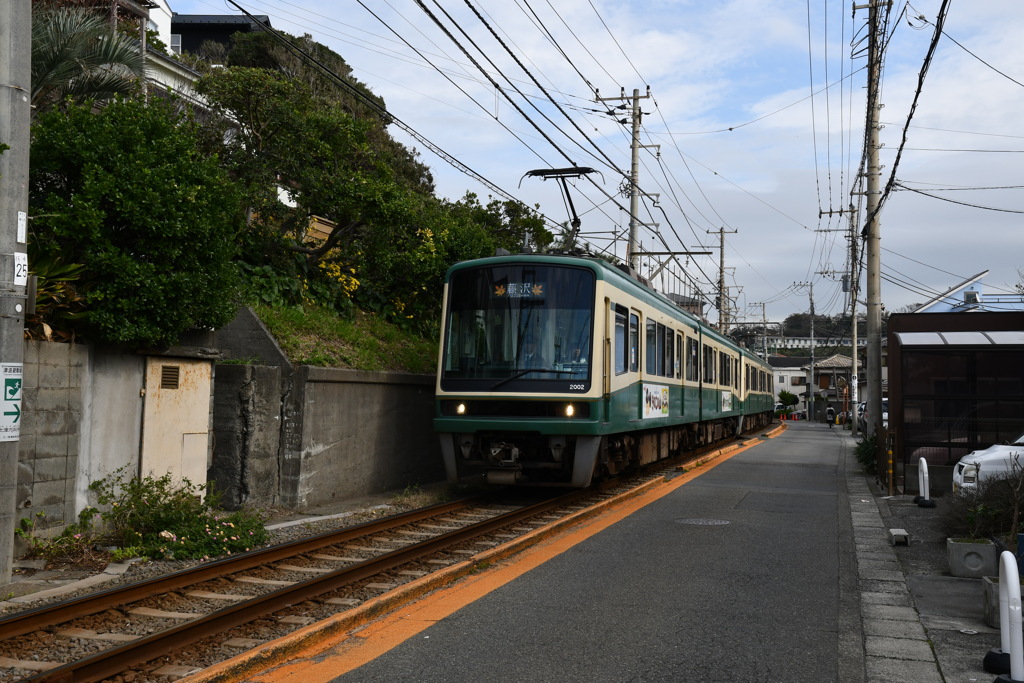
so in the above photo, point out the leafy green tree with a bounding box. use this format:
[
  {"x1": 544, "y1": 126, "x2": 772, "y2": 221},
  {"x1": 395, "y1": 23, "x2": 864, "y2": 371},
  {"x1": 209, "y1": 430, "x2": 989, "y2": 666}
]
[
  {"x1": 226, "y1": 30, "x2": 388, "y2": 124},
  {"x1": 225, "y1": 31, "x2": 434, "y2": 196},
  {"x1": 29, "y1": 98, "x2": 243, "y2": 347},
  {"x1": 450, "y1": 192, "x2": 552, "y2": 253},
  {"x1": 30, "y1": 5, "x2": 146, "y2": 117},
  {"x1": 193, "y1": 67, "x2": 459, "y2": 326},
  {"x1": 778, "y1": 390, "x2": 799, "y2": 408}
]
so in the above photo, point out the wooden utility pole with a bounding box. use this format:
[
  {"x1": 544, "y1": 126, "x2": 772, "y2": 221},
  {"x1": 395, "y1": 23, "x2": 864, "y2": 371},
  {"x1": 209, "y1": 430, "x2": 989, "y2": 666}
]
[{"x1": 0, "y1": 0, "x2": 31, "y2": 584}]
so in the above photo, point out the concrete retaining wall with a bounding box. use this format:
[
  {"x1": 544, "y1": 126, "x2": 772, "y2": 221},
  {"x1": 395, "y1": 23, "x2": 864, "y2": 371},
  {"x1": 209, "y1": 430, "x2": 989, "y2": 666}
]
[
  {"x1": 287, "y1": 367, "x2": 442, "y2": 510},
  {"x1": 17, "y1": 308, "x2": 446, "y2": 529},
  {"x1": 211, "y1": 364, "x2": 443, "y2": 511},
  {"x1": 18, "y1": 342, "x2": 88, "y2": 528},
  {"x1": 210, "y1": 363, "x2": 282, "y2": 510}
]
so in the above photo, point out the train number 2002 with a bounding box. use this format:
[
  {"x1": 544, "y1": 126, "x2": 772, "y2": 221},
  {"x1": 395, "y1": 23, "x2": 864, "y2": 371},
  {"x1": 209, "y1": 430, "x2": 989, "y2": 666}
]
[{"x1": 569, "y1": 383, "x2": 586, "y2": 391}]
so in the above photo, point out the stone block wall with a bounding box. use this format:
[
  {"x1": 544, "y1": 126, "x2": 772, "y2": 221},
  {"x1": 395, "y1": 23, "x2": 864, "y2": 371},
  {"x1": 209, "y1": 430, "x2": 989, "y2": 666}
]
[{"x1": 18, "y1": 341, "x2": 88, "y2": 531}]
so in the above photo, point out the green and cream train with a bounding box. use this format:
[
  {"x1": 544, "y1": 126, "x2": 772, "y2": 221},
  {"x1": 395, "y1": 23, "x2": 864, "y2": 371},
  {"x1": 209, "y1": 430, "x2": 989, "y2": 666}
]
[{"x1": 434, "y1": 254, "x2": 774, "y2": 487}]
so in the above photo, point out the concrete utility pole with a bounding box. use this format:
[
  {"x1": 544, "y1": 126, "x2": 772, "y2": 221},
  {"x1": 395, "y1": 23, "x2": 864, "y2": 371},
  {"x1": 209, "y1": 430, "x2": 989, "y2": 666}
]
[
  {"x1": 848, "y1": 203, "x2": 861, "y2": 437},
  {"x1": 794, "y1": 282, "x2": 815, "y2": 421},
  {"x1": 818, "y1": 205, "x2": 859, "y2": 433},
  {"x1": 596, "y1": 87, "x2": 650, "y2": 271},
  {"x1": 707, "y1": 227, "x2": 737, "y2": 331},
  {"x1": 861, "y1": 0, "x2": 885, "y2": 445},
  {"x1": 761, "y1": 303, "x2": 768, "y2": 359},
  {"x1": 0, "y1": 0, "x2": 31, "y2": 584}
]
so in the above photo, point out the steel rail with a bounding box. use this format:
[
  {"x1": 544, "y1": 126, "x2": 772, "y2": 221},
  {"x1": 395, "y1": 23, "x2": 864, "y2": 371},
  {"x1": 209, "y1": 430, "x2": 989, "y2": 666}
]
[
  {"x1": 26, "y1": 490, "x2": 588, "y2": 683},
  {"x1": 0, "y1": 497, "x2": 482, "y2": 641}
]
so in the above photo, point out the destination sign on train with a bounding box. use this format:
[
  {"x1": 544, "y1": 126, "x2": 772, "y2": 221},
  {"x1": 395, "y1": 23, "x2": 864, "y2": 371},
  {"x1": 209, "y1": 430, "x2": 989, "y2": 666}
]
[{"x1": 493, "y1": 283, "x2": 545, "y2": 298}]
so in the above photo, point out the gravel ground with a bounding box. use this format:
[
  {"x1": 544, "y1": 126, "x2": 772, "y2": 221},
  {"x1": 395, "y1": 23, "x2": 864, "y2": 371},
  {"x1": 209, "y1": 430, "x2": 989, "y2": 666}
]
[
  {"x1": 1, "y1": 497, "x2": 413, "y2": 615},
  {"x1": 876, "y1": 489, "x2": 954, "y2": 577}
]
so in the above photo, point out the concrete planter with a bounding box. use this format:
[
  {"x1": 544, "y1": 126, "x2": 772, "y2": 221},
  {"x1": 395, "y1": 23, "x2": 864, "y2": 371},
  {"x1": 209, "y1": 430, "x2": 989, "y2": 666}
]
[
  {"x1": 947, "y1": 538, "x2": 999, "y2": 579},
  {"x1": 980, "y1": 575, "x2": 1024, "y2": 628}
]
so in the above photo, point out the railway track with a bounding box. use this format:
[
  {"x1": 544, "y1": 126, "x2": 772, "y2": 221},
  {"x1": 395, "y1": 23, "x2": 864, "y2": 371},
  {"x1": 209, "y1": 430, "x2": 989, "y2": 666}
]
[
  {"x1": 0, "y1": 430, "x2": 764, "y2": 683},
  {"x1": 0, "y1": 486, "x2": 630, "y2": 683}
]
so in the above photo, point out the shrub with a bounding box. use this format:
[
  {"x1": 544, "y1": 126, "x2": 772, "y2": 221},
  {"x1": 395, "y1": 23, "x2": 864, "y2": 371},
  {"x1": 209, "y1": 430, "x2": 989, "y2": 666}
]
[
  {"x1": 944, "y1": 473, "x2": 1024, "y2": 541},
  {"x1": 855, "y1": 434, "x2": 878, "y2": 474},
  {"x1": 29, "y1": 97, "x2": 243, "y2": 347},
  {"x1": 88, "y1": 468, "x2": 270, "y2": 561}
]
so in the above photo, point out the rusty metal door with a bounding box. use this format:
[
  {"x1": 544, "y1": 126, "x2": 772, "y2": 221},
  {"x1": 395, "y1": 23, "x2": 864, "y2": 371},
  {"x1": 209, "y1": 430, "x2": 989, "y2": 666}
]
[{"x1": 140, "y1": 358, "x2": 212, "y2": 488}]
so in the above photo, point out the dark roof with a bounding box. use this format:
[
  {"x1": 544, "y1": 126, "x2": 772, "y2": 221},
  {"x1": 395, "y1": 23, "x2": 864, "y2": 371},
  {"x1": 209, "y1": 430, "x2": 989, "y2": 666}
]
[
  {"x1": 768, "y1": 356, "x2": 809, "y2": 369},
  {"x1": 170, "y1": 14, "x2": 270, "y2": 29}
]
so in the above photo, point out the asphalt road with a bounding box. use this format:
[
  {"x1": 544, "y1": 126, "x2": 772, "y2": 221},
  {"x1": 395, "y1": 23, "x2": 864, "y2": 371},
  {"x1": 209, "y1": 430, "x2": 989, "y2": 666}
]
[{"x1": 333, "y1": 425, "x2": 859, "y2": 682}]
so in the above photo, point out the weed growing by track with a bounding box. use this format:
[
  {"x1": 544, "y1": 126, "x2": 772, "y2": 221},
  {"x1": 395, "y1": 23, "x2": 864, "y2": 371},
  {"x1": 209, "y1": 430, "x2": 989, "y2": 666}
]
[
  {"x1": 89, "y1": 469, "x2": 270, "y2": 560},
  {"x1": 18, "y1": 469, "x2": 270, "y2": 566}
]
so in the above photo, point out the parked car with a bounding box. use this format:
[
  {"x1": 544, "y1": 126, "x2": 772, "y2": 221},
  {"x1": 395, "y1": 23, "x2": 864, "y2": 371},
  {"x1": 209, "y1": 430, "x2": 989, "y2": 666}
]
[
  {"x1": 952, "y1": 432, "x2": 1024, "y2": 493},
  {"x1": 859, "y1": 399, "x2": 888, "y2": 431}
]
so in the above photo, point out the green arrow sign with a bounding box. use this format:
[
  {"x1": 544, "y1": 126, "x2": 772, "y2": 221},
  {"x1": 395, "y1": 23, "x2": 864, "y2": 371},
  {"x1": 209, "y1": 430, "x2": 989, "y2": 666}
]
[{"x1": 4, "y1": 403, "x2": 19, "y2": 423}]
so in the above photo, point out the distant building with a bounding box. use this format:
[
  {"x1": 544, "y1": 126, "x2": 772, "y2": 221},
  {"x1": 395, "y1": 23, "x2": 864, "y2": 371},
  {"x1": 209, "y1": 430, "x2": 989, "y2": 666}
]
[
  {"x1": 766, "y1": 336, "x2": 866, "y2": 351},
  {"x1": 912, "y1": 270, "x2": 1024, "y2": 313},
  {"x1": 666, "y1": 293, "x2": 705, "y2": 319},
  {"x1": 771, "y1": 353, "x2": 875, "y2": 420},
  {"x1": 169, "y1": 13, "x2": 271, "y2": 57}
]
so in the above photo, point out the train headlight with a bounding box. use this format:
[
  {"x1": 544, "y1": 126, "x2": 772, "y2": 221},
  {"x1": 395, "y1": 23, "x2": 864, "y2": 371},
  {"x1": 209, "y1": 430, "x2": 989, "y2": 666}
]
[
  {"x1": 565, "y1": 404, "x2": 575, "y2": 418},
  {"x1": 456, "y1": 403, "x2": 467, "y2": 415}
]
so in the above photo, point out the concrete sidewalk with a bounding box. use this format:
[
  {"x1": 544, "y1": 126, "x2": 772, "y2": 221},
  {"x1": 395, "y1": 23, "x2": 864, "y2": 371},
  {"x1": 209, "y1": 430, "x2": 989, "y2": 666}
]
[{"x1": 833, "y1": 420, "x2": 999, "y2": 682}]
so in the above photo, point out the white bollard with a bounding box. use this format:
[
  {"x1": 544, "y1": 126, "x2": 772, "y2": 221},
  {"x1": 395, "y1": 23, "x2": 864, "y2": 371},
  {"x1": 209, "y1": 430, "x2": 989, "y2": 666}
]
[
  {"x1": 985, "y1": 550, "x2": 1024, "y2": 679},
  {"x1": 917, "y1": 457, "x2": 936, "y2": 508}
]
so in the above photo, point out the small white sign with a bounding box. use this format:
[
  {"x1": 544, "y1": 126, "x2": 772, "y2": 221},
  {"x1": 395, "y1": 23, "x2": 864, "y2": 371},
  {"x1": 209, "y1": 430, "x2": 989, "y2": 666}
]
[
  {"x1": 0, "y1": 363, "x2": 22, "y2": 442},
  {"x1": 17, "y1": 211, "x2": 26, "y2": 244},
  {"x1": 13, "y1": 253, "x2": 27, "y2": 287}
]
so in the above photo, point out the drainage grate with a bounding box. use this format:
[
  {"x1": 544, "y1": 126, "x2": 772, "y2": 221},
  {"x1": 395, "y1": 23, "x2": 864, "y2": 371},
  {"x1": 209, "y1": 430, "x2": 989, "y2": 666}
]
[{"x1": 675, "y1": 518, "x2": 730, "y2": 526}]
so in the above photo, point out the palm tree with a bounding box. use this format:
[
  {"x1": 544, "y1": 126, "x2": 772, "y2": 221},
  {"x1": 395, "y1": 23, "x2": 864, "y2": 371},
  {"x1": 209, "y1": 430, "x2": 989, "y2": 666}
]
[{"x1": 31, "y1": 5, "x2": 147, "y2": 116}]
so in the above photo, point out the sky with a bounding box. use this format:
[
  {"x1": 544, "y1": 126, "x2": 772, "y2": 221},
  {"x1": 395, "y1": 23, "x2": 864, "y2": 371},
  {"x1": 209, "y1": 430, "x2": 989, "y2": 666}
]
[{"x1": 164, "y1": 0, "x2": 1024, "y2": 330}]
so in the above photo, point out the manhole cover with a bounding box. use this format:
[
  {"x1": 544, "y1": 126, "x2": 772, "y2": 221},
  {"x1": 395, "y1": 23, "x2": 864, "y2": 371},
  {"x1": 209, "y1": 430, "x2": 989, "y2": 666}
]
[{"x1": 675, "y1": 518, "x2": 731, "y2": 526}]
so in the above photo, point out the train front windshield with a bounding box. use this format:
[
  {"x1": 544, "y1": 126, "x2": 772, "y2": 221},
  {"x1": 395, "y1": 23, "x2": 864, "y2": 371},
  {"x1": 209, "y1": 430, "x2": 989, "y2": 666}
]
[{"x1": 440, "y1": 264, "x2": 595, "y2": 389}]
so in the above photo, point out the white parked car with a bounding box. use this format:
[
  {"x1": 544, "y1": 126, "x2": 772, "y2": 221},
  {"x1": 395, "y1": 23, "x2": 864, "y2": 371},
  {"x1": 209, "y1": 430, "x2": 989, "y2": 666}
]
[{"x1": 952, "y1": 432, "x2": 1024, "y2": 493}]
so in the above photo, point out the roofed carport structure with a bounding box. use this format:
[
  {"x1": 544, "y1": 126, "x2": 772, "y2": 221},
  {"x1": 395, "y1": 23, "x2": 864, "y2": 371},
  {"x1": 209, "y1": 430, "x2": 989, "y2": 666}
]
[{"x1": 888, "y1": 312, "x2": 1024, "y2": 495}]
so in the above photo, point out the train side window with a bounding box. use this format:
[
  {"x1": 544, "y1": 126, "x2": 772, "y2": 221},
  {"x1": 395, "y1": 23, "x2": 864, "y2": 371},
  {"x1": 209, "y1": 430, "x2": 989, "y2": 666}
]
[
  {"x1": 655, "y1": 323, "x2": 666, "y2": 376},
  {"x1": 614, "y1": 307, "x2": 627, "y2": 375},
  {"x1": 646, "y1": 318, "x2": 657, "y2": 375},
  {"x1": 686, "y1": 338, "x2": 699, "y2": 382},
  {"x1": 703, "y1": 345, "x2": 716, "y2": 384},
  {"x1": 629, "y1": 313, "x2": 639, "y2": 372}
]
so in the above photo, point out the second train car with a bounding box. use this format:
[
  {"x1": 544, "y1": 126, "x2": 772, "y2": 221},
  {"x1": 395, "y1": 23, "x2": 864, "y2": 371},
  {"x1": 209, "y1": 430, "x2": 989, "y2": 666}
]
[{"x1": 434, "y1": 253, "x2": 774, "y2": 487}]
